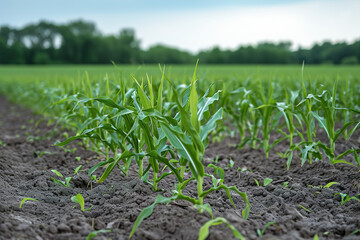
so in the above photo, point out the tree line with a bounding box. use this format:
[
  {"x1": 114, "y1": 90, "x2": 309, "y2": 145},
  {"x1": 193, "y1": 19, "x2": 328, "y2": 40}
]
[{"x1": 0, "y1": 19, "x2": 359, "y2": 65}]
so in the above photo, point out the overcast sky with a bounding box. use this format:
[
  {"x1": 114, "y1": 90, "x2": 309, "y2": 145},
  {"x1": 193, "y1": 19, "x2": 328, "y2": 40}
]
[{"x1": 1, "y1": 0, "x2": 359, "y2": 52}]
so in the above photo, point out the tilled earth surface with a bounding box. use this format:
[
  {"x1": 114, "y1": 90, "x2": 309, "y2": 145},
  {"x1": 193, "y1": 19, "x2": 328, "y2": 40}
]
[{"x1": 0, "y1": 95, "x2": 359, "y2": 240}]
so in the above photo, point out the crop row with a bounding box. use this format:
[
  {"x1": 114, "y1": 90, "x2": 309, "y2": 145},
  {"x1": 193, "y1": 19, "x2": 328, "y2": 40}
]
[{"x1": 1, "y1": 63, "x2": 359, "y2": 239}]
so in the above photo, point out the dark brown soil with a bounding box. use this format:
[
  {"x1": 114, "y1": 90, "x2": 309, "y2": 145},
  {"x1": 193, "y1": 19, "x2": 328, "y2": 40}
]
[{"x1": 0, "y1": 95, "x2": 359, "y2": 240}]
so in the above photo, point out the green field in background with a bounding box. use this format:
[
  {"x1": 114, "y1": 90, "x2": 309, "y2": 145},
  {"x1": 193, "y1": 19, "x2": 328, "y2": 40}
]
[{"x1": 1, "y1": 65, "x2": 359, "y2": 84}]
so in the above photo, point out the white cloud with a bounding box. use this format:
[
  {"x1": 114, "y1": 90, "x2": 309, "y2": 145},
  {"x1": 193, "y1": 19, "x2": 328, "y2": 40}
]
[{"x1": 91, "y1": 0, "x2": 360, "y2": 52}]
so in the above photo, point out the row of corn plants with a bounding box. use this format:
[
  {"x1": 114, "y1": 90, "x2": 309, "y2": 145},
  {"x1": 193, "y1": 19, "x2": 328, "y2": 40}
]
[
  {"x1": 0, "y1": 63, "x2": 359, "y2": 239},
  {"x1": 222, "y1": 65, "x2": 360, "y2": 168},
  {"x1": 49, "y1": 63, "x2": 251, "y2": 238}
]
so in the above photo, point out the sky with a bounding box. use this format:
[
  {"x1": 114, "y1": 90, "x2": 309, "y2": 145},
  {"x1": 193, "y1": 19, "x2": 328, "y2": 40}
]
[{"x1": 1, "y1": 0, "x2": 359, "y2": 52}]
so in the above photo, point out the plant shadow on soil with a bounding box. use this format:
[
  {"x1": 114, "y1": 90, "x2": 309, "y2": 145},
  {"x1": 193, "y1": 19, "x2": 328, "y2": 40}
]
[{"x1": 0, "y1": 95, "x2": 359, "y2": 240}]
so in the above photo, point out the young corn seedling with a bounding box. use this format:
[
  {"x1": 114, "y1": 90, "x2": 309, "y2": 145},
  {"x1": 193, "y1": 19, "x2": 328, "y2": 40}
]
[
  {"x1": 294, "y1": 81, "x2": 360, "y2": 166},
  {"x1": 71, "y1": 193, "x2": 93, "y2": 211},
  {"x1": 307, "y1": 182, "x2": 339, "y2": 189},
  {"x1": 257, "y1": 222, "x2": 276, "y2": 238},
  {"x1": 250, "y1": 79, "x2": 280, "y2": 157},
  {"x1": 50, "y1": 169, "x2": 72, "y2": 187},
  {"x1": 334, "y1": 193, "x2": 360, "y2": 205},
  {"x1": 129, "y1": 62, "x2": 250, "y2": 238},
  {"x1": 19, "y1": 198, "x2": 38, "y2": 208}
]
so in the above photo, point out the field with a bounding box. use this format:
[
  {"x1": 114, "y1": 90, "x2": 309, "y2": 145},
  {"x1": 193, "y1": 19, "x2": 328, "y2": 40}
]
[{"x1": 0, "y1": 64, "x2": 359, "y2": 240}]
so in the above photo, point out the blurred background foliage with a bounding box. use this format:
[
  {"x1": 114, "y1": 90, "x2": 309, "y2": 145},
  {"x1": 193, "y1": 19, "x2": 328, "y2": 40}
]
[{"x1": 0, "y1": 19, "x2": 359, "y2": 65}]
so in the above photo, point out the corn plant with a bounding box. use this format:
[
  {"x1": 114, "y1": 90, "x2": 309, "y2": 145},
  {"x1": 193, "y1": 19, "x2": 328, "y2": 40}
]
[
  {"x1": 129, "y1": 62, "x2": 250, "y2": 238},
  {"x1": 290, "y1": 80, "x2": 360, "y2": 166}
]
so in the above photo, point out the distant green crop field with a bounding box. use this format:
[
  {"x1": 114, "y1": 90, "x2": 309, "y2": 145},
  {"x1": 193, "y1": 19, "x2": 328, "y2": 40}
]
[{"x1": 0, "y1": 64, "x2": 359, "y2": 84}]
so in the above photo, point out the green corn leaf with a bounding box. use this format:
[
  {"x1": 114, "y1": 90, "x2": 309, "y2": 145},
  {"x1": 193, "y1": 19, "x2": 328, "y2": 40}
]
[
  {"x1": 86, "y1": 229, "x2": 112, "y2": 240},
  {"x1": 347, "y1": 122, "x2": 360, "y2": 141},
  {"x1": 130, "y1": 75, "x2": 152, "y2": 109},
  {"x1": 207, "y1": 164, "x2": 225, "y2": 180},
  {"x1": 194, "y1": 203, "x2": 214, "y2": 219},
  {"x1": 200, "y1": 184, "x2": 250, "y2": 220},
  {"x1": 129, "y1": 195, "x2": 174, "y2": 239},
  {"x1": 198, "y1": 217, "x2": 245, "y2": 240},
  {"x1": 64, "y1": 177, "x2": 72, "y2": 186},
  {"x1": 51, "y1": 177, "x2": 68, "y2": 187},
  {"x1": 98, "y1": 151, "x2": 135, "y2": 183},
  {"x1": 286, "y1": 151, "x2": 294, "y2": 170},
  {"x1": 54, "y1": 135, "x2": 87, "y2": 146},
  {"x1": 160, "y1": 123, "x2": 204, "y2": 179},
  {"x1": 141, "y1": 108, "x2": 177, "y2": 125},
  {"x1": 88, "y1": 160, "x2": 113, "y2": 176},
  {"x1": 323, "y1": 182, "x2": 339, "y2": 188},
  {"x1": 310, "y1": 111, "x2": 332, "y2": 140},
  {"x1": 146, "y1": 150, "x2": 182, "y2": 182},
  {"x1": 19, "y1": 198, "x2": 38, "y2": 208},
  {"x1": 263, "y1": 178, "x2": 273, "y2": 186},
  {"x1": 51, "y1": 169, "x2": 63, "y2": 178},
  {"x1": 110, "y1": 108, "x2": 134, "y2": 119},
  {"x1": 197, "y1": 91, "x2": 220, "y2": 121},
  {"x1": 335, "y1": 148, "x2": 360, "y2": 161},
  {"x1": 354, "y1": 148, "x2": 360, "y2": 165},
  {"x1": 301, "y1": 143, "x2": 315, "y2": 166},
  {"x1": 190, "y1": 60, "x2": 199, "y2": 132},
  {"x1": 332, "y1": 160, "x2": 356, "y2": 167},
  {"x1": 93, "y1": 97, "x2": 122, "y2": 109},
  {"x1": 315, "y1": 141, "x2": 335, "y2": 160},
  {"x1": 156, "y1": 65, "x2": 165, "y2": 112},
  {"x1": 175, "y1": 96, "x2": 204, "y2": 154},
  {"x1": 71, "y1": 193, "x2": 85, "y2": 211},
  {"x1": 74, "y1": 165, "x2": 82, "y2": 175},
  {"x1": 146, "y1": 74, "x2": 154, "y2": 107},
  {"x1": 200, "y1": 108, "x2": 223, "y2": 143},
  {"x1": 334, "y1": 121, "x2": 357, "y2": 142}
]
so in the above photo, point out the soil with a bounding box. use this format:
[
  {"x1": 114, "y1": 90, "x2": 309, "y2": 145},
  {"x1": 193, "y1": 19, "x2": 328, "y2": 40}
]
[{"x1": 0, "y1": 95, "x2": 359, "y2": 240}]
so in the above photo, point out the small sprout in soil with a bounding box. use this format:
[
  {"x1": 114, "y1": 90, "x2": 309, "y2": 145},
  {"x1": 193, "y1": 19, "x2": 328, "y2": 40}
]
[
  {"x1": 75, "y1": 156, "x2": 81, "y2": 161},
  {"x1": 19, "y1": 198, "x2": 38, "y2": 208},
  {"x1": 263, "y1": 178, "x2": 273, "y2": 187},
  {"x1": 226, "y1": 159, "x2": 234, "y2": 169},
  {"x1": 74, "y1": 165, "x2": 83, "y2": 175},
  {"x1": 277, "y1": 152, "x2": 289, "y2": 159},
  {"x1": 313, "y1": 234, "x2": 319, "y2": 240},
  {"x1": 299, "y1": 204, "x2": 311, "y2": 213},
  {"x1": 71, "y1": 193, "x2": 93, "y2": 212},
  {"x1": 21, "y1": 125, "x2": 26, "y2": 129},
  {"x1": 349, "y1": 229, "x2": 360, "y2": 236},
  {"x1": 257, "y1": 221, "x2": 276, "y2": 237},
  {"x1": 254, "y1": 179, "x2": 260, "y2": 187},
  {"x1": 334, "y1": 193, "x2": 360, "y2": 205},
  {"x1": 237, "y1": 167, "x2": 252, "y2": 173},
  {"x1": 51, "y1": 169, "x2": 72, "y2": 187},
  {"x1": 207, "y1": 164, "x2": 225, "y2": 180},
  {"x1": 0, "y1": 140, "x2": 6, "y2": 147},
  {"x1": 282, "y1": 182, "x2": 289, "y2": 188},
  {"x1": 86, "y1": 229, "x2": 112, "y2": 240},
  {"x1": 57, "y1": 145, "x2": 77, "y2": 153},
  {"x1": 308, "y1": 182, "x2": 339, "y2": 189},
  {"x1": 88, "y1": 175, "x2": 97, "y2": 190},
  {"x1": 34, "y1": 150, "x2": 52, "y2": 158}
]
